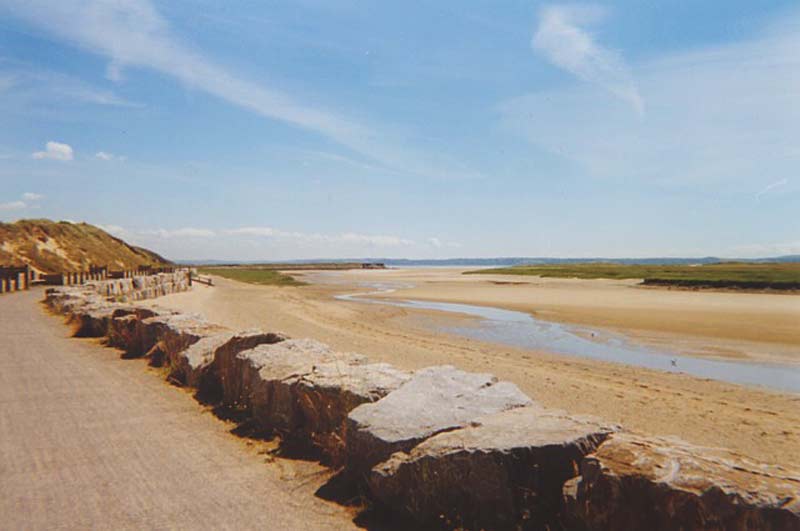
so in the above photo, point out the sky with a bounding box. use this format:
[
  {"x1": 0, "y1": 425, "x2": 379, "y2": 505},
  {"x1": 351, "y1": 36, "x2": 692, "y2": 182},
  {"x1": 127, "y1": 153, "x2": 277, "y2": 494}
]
[{"x1": 0, "y1": 0, "x2": 798, "y2": 260}]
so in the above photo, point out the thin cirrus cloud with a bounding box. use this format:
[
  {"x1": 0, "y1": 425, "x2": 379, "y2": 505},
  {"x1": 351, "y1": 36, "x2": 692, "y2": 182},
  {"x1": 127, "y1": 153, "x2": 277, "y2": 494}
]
[
  {"x1": 98, "y1": 225, "x2": 214, "y2": 239},
  {"x1": 0, "y1": 65, "x2": 141, "y2": 108},
  {"x1": 95, "y1": 151, "x2": 126, "y2": 161},
  {"x1": 142, "y1": 228, "x2": 216, "y2": 239},
  {"x1": 227, "y1": 227, "x2": 415, "y2": 247},
  {"x1": 0, "y1": 192, "x2": 44, "y2": 211},
  {"x1": 0, "y1": 200, "x2": 26, "y2": 211},
  {"x1": 102, "y1": 225, "x2": 416, "y2": 248},
  {"x1": 32, "y1": 141, "x2": 73, "y2": 161},
  {"x1": 504, "y1": 7, "x2": 800, "y2": 189},
  {"x1": 532, "y1": 4, "x2": 644, "y2": 116},
  {"x1": 427, "y1": 237, "x2": 462, "y2": 249},
  {"x1": 0, "y1": 0, "x2": 475, "y2": 180},
  {"x1": 755, "y1": 179, "x2": 788, "y2": 201}
]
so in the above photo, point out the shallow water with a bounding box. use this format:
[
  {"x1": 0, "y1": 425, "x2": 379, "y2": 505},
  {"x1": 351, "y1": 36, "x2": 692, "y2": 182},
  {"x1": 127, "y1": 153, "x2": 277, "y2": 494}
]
[{"x1": 335, "y1": 282, "x2": 800, "y2": 393}]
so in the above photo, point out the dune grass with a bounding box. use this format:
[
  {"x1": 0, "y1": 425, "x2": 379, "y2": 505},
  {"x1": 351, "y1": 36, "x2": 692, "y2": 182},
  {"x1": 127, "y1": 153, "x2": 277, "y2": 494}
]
[
  {"x1": 465, "y1": 262, "x2": 800, "y2": 290},
  {"x1": 198, "y1": 267, "x2": 306, "y2": 287}
]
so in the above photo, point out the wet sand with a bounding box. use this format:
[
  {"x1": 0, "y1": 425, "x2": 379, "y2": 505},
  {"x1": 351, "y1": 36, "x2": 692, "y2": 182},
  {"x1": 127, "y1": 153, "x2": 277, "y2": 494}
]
[
  {"x1": 338, "y1": 268, "x2": 800, "y2": 364},
  {"x1": 147, "y1": 270, "x2": 800, "y2": 465}
]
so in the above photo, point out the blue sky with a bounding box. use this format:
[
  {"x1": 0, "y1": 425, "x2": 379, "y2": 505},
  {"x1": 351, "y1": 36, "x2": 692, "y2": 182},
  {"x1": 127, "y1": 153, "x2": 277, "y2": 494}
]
[{"x1": 0, "y1": 0, "x2": 798, "y2": 260}]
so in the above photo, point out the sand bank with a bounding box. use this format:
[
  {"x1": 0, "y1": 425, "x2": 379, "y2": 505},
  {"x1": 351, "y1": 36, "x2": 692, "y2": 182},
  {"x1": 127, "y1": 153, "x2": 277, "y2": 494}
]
[{"x1": 326, "y1": 268, "x2": 800, "y2": 364}]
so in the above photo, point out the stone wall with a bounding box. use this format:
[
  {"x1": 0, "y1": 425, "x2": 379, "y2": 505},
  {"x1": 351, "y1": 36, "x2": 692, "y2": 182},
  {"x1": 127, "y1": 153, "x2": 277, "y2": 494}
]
[
  {"x1": 43, "y1": 269, "x2": 191, "y2": 302},
  {"x1": 84, "y1": 270, "x2": 192, "y2": 301},
  {"x1": 43, "y1": 284, "x2": 800, "y2": 530}
]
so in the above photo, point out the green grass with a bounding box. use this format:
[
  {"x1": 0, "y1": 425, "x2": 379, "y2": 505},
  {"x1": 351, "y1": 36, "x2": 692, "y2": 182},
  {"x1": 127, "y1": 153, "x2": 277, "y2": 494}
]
[
  {"x1": 198, "y1": 267, "x2": 307, "y2": 287},
  {"x1": 465, "y1": 262, "x2": 800, "y2": 290}
]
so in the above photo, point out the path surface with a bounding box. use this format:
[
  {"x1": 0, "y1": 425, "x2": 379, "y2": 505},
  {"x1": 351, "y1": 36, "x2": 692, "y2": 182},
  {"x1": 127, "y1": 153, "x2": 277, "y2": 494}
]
[{"x1": 0, "y1": 289, "x2": 357, "y2": 530}]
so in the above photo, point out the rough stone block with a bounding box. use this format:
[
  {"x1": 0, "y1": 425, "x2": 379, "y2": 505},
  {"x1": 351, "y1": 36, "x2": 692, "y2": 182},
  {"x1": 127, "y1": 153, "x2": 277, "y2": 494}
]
[
  {"x1": 563, "y1": 432, "x2": 800, "y2": 531},
  {"x1": 217, "y1": 338, "x2": 344, "y2": 410},
  {"x1": 169, "y1": 329, "x2": 288, "y2": 388},
  {"x1": 106, "y1": 307, "x2": 172, "y2": 356},
  {"x1": 140, "y1": 313, "x2": 228, "y2": 367},
  {"x1": 294, "y1": 362, "x2": 411, "y2": 462},
  {"x1": 68, "y1": 302, "x2": 128, "y2": 337},
  {"x1": 369, "y1": 405, "x2": 617, "y2": 529},
  {"x1": 345, "y1": 365, "x2": 532, "y2": 477}
]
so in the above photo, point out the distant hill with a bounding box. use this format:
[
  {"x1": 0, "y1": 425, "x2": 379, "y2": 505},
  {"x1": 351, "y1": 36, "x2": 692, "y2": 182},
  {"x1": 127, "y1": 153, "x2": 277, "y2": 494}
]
[{"x1": 0, "y1": 219, "x2": 170, "y2": 274}]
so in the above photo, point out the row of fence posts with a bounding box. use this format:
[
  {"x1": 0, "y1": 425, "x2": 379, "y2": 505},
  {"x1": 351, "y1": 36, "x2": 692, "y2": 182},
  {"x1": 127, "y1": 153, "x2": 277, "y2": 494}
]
[
  {"x1": 1, "y1": 264, "x2": 181, "y2": 295},
  {"x1": 0, "y1": 265, "x2": 33, "y2": 294},
  {"x1": 105, "y1": 265, "x2": 178, "y2": 280}
]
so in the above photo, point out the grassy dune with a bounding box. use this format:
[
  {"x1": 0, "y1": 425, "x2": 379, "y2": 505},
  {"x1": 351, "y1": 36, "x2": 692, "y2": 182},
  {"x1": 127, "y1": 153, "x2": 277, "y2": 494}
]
[
  {"x1": 0, "y1": 219, "x2": 169, "y2": 273},
  {"x1": 198, "y1": 267, "x2": 306, "y2": 287},
  {"x1": 465, "y1": 262, "x2": 800, "y2": 290}
]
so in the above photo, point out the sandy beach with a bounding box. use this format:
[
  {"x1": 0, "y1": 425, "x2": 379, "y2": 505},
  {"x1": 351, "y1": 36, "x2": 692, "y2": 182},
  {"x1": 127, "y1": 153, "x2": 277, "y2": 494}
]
[
  {"x1": 147, "y1": 268, "x2": 800, "y2": 464},
  {"x1": 333, "y1": 268, "x2": 800, "y2": 364}
]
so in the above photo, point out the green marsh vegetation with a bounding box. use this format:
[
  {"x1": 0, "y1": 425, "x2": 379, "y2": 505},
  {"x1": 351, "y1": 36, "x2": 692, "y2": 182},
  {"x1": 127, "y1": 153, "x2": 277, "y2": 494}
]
[
  {"x1": 198, "y1": 267, "x2": 306, "y2": 287},
  {"x1": 465, "y1": 262, "x2": 800, "y2": 290}
]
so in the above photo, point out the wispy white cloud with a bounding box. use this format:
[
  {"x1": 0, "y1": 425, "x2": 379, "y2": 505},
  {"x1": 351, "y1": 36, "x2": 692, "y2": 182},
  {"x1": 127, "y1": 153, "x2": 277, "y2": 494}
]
[
  {"x1": 32, "y1": 141, "x2": 73, "y2": 161},
  {"x1": 0, "y1": 63, "x2": 141, "y2": 108},
  {"x1": 532, "y1": 4, "x2": 643, "y2": 116},
  {"x1": 97, "y1": 224, "x2": 125, "y2": 236},
  {"x1": 95, "y1": 151, "x2": 126, "y2": 161},
  {"x1": 504, "y1": 10, "x2": 800, "y2": 188},
  {"x1": 227, "y1": 226, "x2": 415, "y2": 247},
  {"x1": 427, "y1": 237, "x2": 462, "y2": 249},
  {"x1": 98, "y1": 225, "x2": 215, "y2": 239},
  {"x1": 0, "y1": 200, "x2": 26, "y2": 210},
  {"x1": 91, "y1": 223, "x2": 472, "y2": 260},
  {"x1": 0, "y1": 191, "x2": 44, "y2": 212},
  {"x1": 1, "y1": 0, "x2": 479, "y2": 180},
  {"x1": 142, "y1": 227, "x2": 216, "y2": 239},
  {"x1": 227, "y1": 227, "x2": 276, "y2": 237},
  {"x1": 755, "y1": 178, "x2": 788, "y2": 201}
]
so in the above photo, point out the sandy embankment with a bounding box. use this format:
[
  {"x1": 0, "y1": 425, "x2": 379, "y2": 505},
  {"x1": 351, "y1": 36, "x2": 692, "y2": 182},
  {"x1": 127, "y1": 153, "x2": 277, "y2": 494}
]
[{"x1": 147, "y1": 270, "x2": 800, "y2": 465}]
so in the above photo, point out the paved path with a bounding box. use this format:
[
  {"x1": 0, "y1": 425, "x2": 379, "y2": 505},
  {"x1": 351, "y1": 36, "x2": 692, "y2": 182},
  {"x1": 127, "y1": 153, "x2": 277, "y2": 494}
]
[{"x1": 0, "y1": 289, "x2": 357, "y2": 530}]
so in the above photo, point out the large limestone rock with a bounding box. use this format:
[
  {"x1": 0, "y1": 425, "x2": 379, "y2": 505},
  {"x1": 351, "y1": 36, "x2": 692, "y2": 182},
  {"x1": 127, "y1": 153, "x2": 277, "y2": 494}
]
[
  {"x1": 168, "y1": 331, "x2": 234, "y2": 384},
  {"x1": 215, "y1": 338, "x2": 411, "y2": 461},
  {"x1": 140, "y1": 313, "x2": 228, "y2": 367},
  {"x1": 45, "y1": 286, "x2": 129, "y2": 338},
  {"x1": 169, "y1": 329, "x2": 288, "y2": 389},
  {"x1": 345, "y1": 365, "x2": 533, "y2": 477},
  {"x1": 563, "y1": 432, "x2": 800, "y2": 531},
  {"x1": 294, "y1": 362, "x2": 411, "y2": 462},
  {"x1": 45, "y1": 287, "x2": 103, "y2": 314},
  {"x1": 216, "y1": 338, "x2": 346, "y2": 410},
  {"x1": 68, "y1": 301, "x2": 129, "y2": 337},
  {"x1": 368, "y1": 405, "x2": 616, "y2": 530},
  {"x1": 106, "y1": 307, "x2": 173, "y2": 356}
]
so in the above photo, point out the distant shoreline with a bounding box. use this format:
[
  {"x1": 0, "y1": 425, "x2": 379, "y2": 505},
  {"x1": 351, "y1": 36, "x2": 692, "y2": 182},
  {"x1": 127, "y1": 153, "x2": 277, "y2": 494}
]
[{"x1": 180, "y1": 255, "x2": 800, "y2": 268}]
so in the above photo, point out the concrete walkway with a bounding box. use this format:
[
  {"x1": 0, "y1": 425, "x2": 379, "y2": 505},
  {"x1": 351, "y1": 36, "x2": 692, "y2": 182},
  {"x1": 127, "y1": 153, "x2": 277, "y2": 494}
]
[{"x1": 0, "y1": 289, "x2": 357, "y2": 530}]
